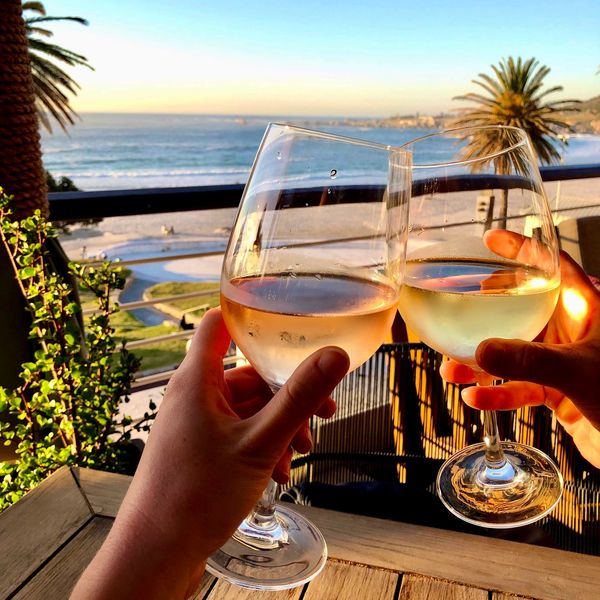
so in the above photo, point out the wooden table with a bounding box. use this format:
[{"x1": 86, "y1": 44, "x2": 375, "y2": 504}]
[{"x1": 1, "y1": 467, "x2": 599, "y2": 600}]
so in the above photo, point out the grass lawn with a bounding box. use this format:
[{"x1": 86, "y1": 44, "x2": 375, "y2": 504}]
[
  {"x1": 78, "y1": 277, "x2": 203, "y2": 373},
  {"x1": 145, "y1": 281, "x2": 221, "y2": 319}
]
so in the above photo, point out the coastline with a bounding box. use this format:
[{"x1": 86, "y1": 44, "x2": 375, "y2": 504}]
[{"x1": 57, "y1": 176, "x2": 600, "y2": 283}]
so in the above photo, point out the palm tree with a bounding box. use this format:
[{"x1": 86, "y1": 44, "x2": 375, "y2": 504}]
[
  {"x1": 0, "y1": 0, "x2": 47, "y2": 217},
  {"x1": 0, "y1": 1, "x2": 87, "y2": 418},
  {"x1": 450, "y1": 56, "x2": 579, "y2": 227},
  {"x1": 0, "y1": 0, "x2": 47, "y2": 394},
  {"x1": 23, "y1": 1, "x2": 93, "y2": 133}
]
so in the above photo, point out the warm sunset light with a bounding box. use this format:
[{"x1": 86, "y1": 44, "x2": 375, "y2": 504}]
[
  {"x1": 45, "y1": 0, "x2": 598, "y2": 116},
  {"x1": 562, "y1": 287, "x2": 589, "y2": 321},
  {"x1": 2, "y1": 0, "x2": 600, "y2": 585}
]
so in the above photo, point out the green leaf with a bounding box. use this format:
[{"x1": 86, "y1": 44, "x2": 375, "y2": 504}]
[{"x1": 18, "y1": 266, "x2": 37, "y2": 279}]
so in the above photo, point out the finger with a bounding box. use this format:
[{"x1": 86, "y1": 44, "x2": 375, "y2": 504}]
[
  {"x1": 225, "y1": 365, "x2": 272, "y2": 402},
  {"x1": 554, "y1": 397, "x2": 586, "y2": 425},
  {"x1": 248, "y1": 347, "x2": 349, "y2": 453},
  {"x1": 291, "y1": 422, "x2": 312, "y2": 454},
  {"x1": 556, "y1": 251, "x2": 600, "y2": 336},
  {"x1": 231, "y1": 395, "x2": 269, "y2": 419},
  {"x1": 440, "y1": 360, "x2": 478, "y2": 384},
  {"x1": 316, "y1": 397, "x2": 336, "y2": 419},
  {"x1": 479, "y1": 337, "x2": 600, "y2": 432},
  {"x1": 272, "y1": 447, "x2": 293, "y2": 484},
  {"x1": 476, "y1": 338, "x2": 581, "y2": 393},
  {"x1": 483, "y1": 229, "x2": 555, "y2": 272},
  {"x1": 461, "y1": 380, "x2": 549, "y2": 411},
  {"x1": 479, "y1": 268, "x2": 519, "y2": 293},
  {"x1": 483, "y1": 229, "x2": 527, "y2": 260},
  {"x1": 291, "y1": 397, "x2": 337, "y2": 453},
  {"x1": 175, "y1": 308, "x2": 230, "y2": 387}
]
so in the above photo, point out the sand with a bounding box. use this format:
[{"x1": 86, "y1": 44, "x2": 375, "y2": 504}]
[
  {"x1": 57, "y1": 178, "x2": 600, "y2": 283},
  {"x1": 75, "y1": 177, "x2": 597, "y2": 430}
]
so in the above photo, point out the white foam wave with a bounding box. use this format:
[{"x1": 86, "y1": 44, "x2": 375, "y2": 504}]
[{"x1": 73, "y1": 167, "x2": 250, "y2": 179}]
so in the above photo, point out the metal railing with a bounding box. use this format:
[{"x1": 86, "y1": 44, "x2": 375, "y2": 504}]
[
  {"x1": 47, "y1": 164, "x2": 600, "y2": 221},
  {"x1": 48, "y1": 163, "x2": 600, "y2": 388}
]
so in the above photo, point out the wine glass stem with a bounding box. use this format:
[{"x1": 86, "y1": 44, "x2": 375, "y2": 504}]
[
  {"x1": 233, "y1": 479, "x2": 289, "y2": 549},
  {"x1": 249, "y1": 478, "x2": 279, "y2": 525},
  {"x1": 480, "y1": 408, "x2": 517, "y2": 484},
  {"x1": 479, "y1": 382, "x2": 516, "y2": 485},
  {"x1": 482, "y1": 409, "x2": 505, "y2": 466}
]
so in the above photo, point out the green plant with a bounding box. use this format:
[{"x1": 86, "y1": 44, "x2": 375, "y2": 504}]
[{"x1": 0, "y1": 189, "x2": 156, "y2": 510}]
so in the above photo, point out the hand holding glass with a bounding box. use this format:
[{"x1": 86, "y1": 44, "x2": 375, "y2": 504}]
[
  {"x1": 207, "y1": 123, "x2": 411, "y2": 589},
  {"x1": 398, "y1": 126, "x2": 562, "y2": 527}
]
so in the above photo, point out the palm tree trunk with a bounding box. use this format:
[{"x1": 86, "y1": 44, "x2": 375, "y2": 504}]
[
  {"x1": 0, "y1": 0, "x2": 48, "y2": 218},
  {"x1": 0, "y1": 1, "x2": 47, "y2": 406}
]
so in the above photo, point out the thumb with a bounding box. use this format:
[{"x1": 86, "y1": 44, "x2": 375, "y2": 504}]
[
  {"x1": 248, "y1": 347, "x2": 349, "y2": 454},
  {"x1": 476, "y1": 337, "x2": 581, "y2": 395}
]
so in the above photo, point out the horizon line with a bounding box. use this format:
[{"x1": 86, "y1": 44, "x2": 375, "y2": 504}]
[{"x1": 70, "y1": 110, "x2": 457, "y2": 119}]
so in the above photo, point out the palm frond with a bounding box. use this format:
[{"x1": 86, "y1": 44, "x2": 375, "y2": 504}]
[
  {"x1": 32, "y1": 74, "x2": 78, "y2": 133},
  {"x1": 22, "y1": 1, "x2": 45, "y2": 15},
  {"x1": 452, "y1": 55, "x2": 579, "y2": 167},
  {"x1": 22, "y1": 1, "x2": 92, "y2": 133},
  {"x1": 26, "y1": 16, "x2": 88, "y2": 26},
  {"x1": 28, "y1": 38, "x2": 92, "y2": 68},
  {"x1": 26, "y1": 25, "x2": 53, "y2": 38}
]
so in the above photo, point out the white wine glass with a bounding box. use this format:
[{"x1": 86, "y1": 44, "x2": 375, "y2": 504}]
[
  {"x1": 206, "y1": 123, "x2": 411, "y2": 589},
  {"x1": 398, "y1": 126, "x2": 562, "y2": 528}
]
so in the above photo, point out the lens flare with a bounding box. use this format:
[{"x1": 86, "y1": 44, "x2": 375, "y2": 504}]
[{"x1": 562, "y1": 288, "x2": 588, "y2": 321}]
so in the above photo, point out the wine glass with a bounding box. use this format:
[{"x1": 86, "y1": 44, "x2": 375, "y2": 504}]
[
  {"x1": 206, "y1": 123, "x2": 411, "y2": 589},
  {"x1": 398, "y1": 126, "x2": 563, "y2": 528}
]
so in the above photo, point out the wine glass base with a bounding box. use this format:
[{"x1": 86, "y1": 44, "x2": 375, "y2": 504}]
[
  {"x1": 205, "y1": 504, "x2": 327, "y2": 590},
  {"x1": 436, "y1": 441, "x2": 563, "y2": 529}
]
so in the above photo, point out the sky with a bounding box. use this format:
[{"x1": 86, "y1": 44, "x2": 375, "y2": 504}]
[{"x1": 37, "y1": 0, "x2": 600, "y2": 117}]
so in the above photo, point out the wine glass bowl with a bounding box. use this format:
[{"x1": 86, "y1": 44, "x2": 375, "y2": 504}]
[
  {"x1": 208, "y1": 123, "x2": 411, "y2": 588},
  {"x1": 398, "y1": 126, "x2": 563, "y2": 528}
]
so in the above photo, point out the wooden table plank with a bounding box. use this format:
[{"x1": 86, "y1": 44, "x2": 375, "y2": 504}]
[
  {"x1": 12, "y1": 517, "x2": 113, "y2": 600},
  {"x1": 189, "y1": 572, "x2": 217, "y2": 599},
  {"x1": 303, "y1": 559, "x2": 398, "y2": 600},
  {"x1": 399, "y1": 574, "x2": 487, "y2": 600},
  {"x1": 207, "y1": 580, "x2": 302, "y2": 599},
  {"x1": 73, "y1": 467, "x2": 131, "y2": 517},
  {"x1": 290, "y1": 504, "x2": 600, "y2": 600},
  {"x1": 0, "y1": 466, "x2": 92, "y2": 599},
  {"x1": 63, "y1": 469, "x2": 600, "y2": 600},
  {"x1": 493, "y1": 594, "x2": 533, "y2": 600}
]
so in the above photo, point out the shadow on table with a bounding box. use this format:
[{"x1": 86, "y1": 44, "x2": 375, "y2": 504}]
[{"x1": 283, "y1": 342, "x2": 600, "y2": 556}]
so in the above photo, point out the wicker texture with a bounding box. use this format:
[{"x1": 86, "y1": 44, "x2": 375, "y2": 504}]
[{"x1": 288, "y1": 343, "x2": 600, "y2": 556}]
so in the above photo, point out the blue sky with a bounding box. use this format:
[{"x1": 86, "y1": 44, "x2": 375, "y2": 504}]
[{"x1": 39, "y1": 0, "x2": 599, "y2": 116}]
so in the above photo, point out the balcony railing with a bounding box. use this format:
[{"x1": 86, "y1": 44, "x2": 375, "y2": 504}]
[
  {"x1": 48, "y1": 162, "x2": 600, "y2": 391},
  {"x1": 44, "y1": 164, "x2": 600, "y2": 551}
]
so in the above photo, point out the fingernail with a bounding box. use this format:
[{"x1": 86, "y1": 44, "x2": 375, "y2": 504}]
[{"x1": 317, "y1": 347, "x2": 350, "y2": 380}]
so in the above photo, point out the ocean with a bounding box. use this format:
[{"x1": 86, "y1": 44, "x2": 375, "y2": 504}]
[{"x1": 40, "y1": 113, "x2": 600, "y2": 192}]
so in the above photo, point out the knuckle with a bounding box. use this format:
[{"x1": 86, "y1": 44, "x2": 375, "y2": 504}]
[
  {"x1": 516, "y1": 343, "x2": 550, "y2": 376},
  {"x1": 284, "y1": 377, "x2": 309, "y2": 409}
]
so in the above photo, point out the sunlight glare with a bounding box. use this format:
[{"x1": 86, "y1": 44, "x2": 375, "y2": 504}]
[{"x1": 562, "y1": 288, "x2": 588, "y2": 321}]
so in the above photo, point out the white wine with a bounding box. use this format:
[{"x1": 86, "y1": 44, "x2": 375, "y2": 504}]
[
  {"x1": 398, "y1": 259, "x2": 560, "y2": 366},
  {"x1": 221, "y1": 274, "x2": 399, "y2": 388}
]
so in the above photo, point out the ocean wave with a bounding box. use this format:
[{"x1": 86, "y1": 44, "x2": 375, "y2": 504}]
[{"x1": 71, "y1": 167, "x2": 251, "y2": 179}]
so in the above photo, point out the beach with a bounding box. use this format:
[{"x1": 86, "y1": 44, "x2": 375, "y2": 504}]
[
  {"x1": 49, "y1": 114, "x2": 600, "y2": 293},
  {"x1": 58, "y1": 177, "x2": 600, "y2": 271}
]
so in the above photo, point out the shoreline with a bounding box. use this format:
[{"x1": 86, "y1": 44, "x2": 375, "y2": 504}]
[{"x1": 57, "y1": 177, "x2": 600, "y2": 286}]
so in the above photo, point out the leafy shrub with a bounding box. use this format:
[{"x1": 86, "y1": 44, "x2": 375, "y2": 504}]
[{"x1": 0, "y1": 189, "x2": 156, "y2": 510}]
